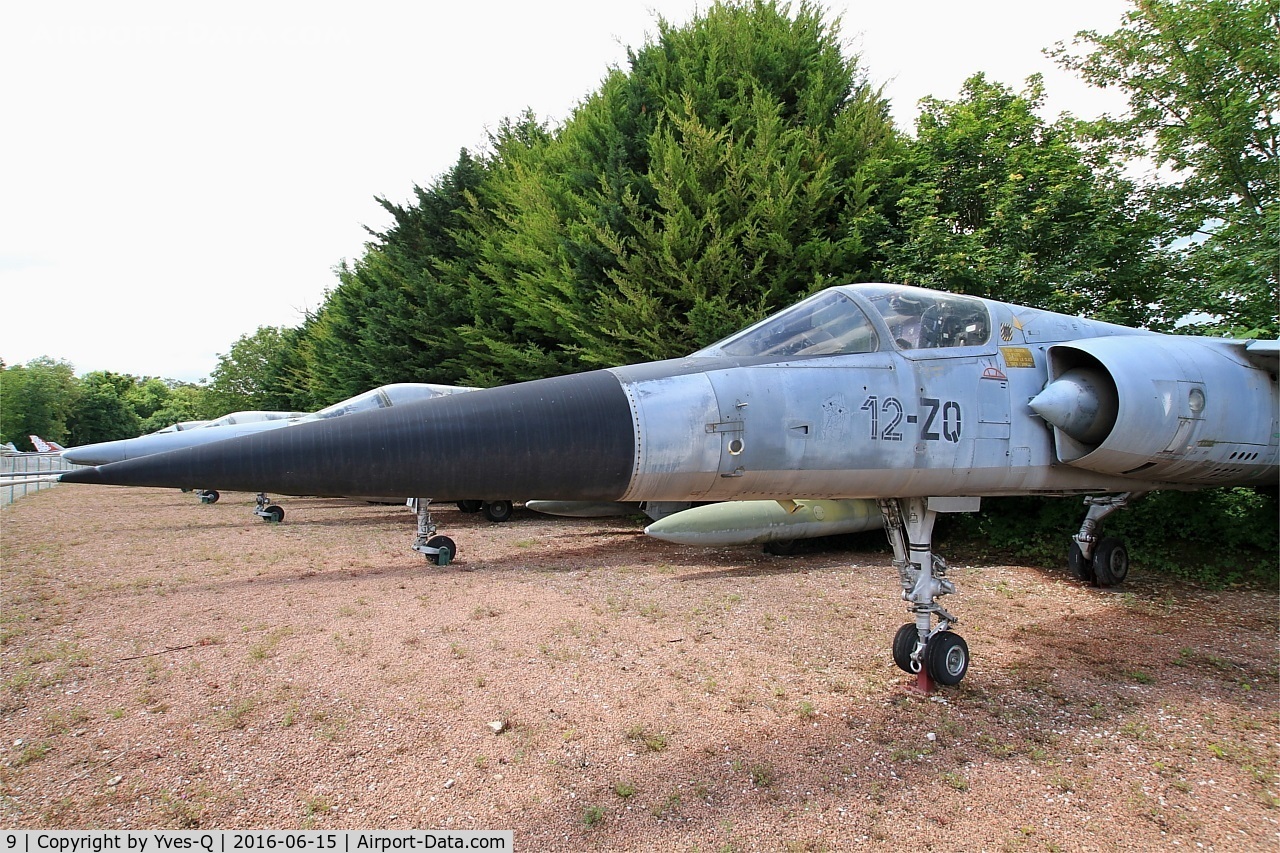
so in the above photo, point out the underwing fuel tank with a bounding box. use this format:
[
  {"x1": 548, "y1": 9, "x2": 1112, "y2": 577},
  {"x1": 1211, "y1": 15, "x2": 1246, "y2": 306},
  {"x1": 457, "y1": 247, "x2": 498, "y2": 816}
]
[
  {"x1": 644, "y1": 499, "x2": 883, "y2": 546},
  {"x1": 525, "y1": 501, "x2": 649, "y2": 518}
]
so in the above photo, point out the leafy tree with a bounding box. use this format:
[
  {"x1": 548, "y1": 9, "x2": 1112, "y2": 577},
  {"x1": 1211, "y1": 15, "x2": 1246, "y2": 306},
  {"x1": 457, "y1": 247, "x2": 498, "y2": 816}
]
[
  {"x1": 873, "y1": 73, "x2": 1170, "y2": 325},
  {"x1": 299, "y1": 149, "x2": 493, "y2": 401},
  {"x1": 123, "y1": 378, "x2": 175, "y2": 423},
  {"x1": 66, "y1": 372, "x2": 141, "y2": 446},
  {"x1": 134, "y1": 381, "x2": 212, "y2": 433},
  {"x1": 206, "y1": 327, "x2": 303, "y2": 416},
  {"x1": 0, "y1": 357, "x2": 79, "y2": 450},
  {"x1": 259, "y1": 323, "x2": 320, "y2": 412},
  {"x1": 459, "y1": 0, "x2": 898, "y2": 381},
  {"x1": 1050, "y1": 0, "x2": 1279, "y2": 334}
]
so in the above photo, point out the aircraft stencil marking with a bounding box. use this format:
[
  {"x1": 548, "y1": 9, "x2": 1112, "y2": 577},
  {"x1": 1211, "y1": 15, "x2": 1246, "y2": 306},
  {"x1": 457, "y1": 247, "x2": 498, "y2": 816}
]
[
  {"x1": 861, "y1": 397, "x2": 963, "y2": 444},
  {"x1": 1000, "y1": 346, "x2": 1036, "y2": 368}
]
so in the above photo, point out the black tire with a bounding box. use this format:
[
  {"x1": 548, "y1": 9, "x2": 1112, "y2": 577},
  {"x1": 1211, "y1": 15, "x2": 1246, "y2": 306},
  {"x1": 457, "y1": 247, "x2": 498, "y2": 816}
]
[
  {"x1": 763, "y1": 539, "x2": 798, "y2": 556},
  {"x1": 264, "y1": 505, "x2": 285, "y2": 524},
  {"x1": 892, "y1": 623, "x2": 922, "y2": 674},
  {"x1": 200, "y1": 490, "x2": 220, "y2": 505},
  {"x1": 924, "y1": 631, "x2": 969, "y2": 686},
  {"x1": 482, "y1": 500, "x2": 513, "y2": 523},
  {"x1": 1068, "y1": 540, "x2": 1095, "y2": 583},
  {"x1": 456, "y1": 500, "x2": 483, "y2": 513},
  {"x1": 426, "y1": 535, "x2": 456, "y2": 566},
  {"x1": 1092, "y1": 537, "x2": 1129, "y2": 586}
]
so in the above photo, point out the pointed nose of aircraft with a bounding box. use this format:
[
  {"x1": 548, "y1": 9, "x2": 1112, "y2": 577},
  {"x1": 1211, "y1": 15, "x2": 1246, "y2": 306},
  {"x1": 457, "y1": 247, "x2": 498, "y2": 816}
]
[
  {"x1": 61, "y1": 370, "x2": 638, "y2": 501},
  {"x1": 61, "y1": 441, "x2": 130, "y2": 466}
]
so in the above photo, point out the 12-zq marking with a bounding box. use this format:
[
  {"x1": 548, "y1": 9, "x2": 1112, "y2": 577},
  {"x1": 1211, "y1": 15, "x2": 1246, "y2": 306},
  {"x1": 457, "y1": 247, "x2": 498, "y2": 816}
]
[{"x1": 861, "y1": 396, "x2": 962, "y2": 443}]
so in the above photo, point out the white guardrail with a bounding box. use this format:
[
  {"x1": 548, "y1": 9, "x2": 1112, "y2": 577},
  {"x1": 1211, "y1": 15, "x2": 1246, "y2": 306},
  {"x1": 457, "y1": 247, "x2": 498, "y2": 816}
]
[{"x1": 0, "y1": 454, "x2": 81, "y2": 508}]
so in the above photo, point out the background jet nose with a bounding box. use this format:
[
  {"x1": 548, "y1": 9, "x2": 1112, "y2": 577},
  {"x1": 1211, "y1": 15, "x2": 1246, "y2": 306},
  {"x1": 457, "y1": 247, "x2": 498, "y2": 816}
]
[{"x1": 61, "y1": 441, "x2": 130, "y2": 465}]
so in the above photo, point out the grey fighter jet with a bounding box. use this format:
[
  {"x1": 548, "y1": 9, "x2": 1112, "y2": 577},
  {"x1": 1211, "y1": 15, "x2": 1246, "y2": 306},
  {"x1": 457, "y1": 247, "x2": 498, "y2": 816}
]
[
  {"x1": 62, "y1": 385, "x2": 471, "y2": 467},
  {"x1": 62, "y1": 383, "x2": 477, "y2": 522},
  {"x1": 59, "y1": 283, "x2": 1279, "y2": 689}
]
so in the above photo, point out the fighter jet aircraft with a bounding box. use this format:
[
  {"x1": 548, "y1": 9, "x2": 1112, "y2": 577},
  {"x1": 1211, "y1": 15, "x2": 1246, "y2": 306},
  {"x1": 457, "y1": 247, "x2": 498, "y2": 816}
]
[
  {"x1": 29, "y1": 435, "x2": 67, "y2": 454},
  {"x1": 58, "y1": 283, "x2": 1279, "y2": 689},
  {"x1": 62, "y1": 383, "x2": 480, "y2": 522}
]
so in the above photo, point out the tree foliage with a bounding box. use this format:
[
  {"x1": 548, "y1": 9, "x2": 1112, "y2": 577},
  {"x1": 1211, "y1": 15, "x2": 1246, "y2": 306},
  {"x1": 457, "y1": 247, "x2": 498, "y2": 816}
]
[
  {"x1": 299, "y1": 149, "x2": 493, "y2": 399},
  {"x1": 874, "y1": 73, "x2": 1171, "y2": 327},
  {"x1": 205, "y1": 327, "x2": 306, "y2": 415},
  {"x1": 1051, "y1": 0, "x2": 1279, "y2": 334},
  {"x1": 0, "y1": 358, "x2": 80, "y2": 450},
  {"x1": 65, "y1": 372, "x2": 142, "y2": 446},
  {"x1": 456, "y1": 0, "x2": 897, "y2": 382}
]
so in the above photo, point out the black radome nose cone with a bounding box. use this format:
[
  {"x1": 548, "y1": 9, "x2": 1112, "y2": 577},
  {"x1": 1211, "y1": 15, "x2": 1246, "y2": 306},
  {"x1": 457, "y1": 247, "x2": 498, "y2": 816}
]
[{"x1": 61, "y1": 370, "x2": 637, "y2": 501}]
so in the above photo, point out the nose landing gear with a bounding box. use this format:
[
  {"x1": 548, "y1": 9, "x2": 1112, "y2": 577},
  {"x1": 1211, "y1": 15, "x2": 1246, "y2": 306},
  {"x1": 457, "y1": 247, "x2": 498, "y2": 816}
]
[
  {"x1": 878, "y1": 496, "x2": 975, "y2": 691},
  {"x1": 409, "y1": 498, "x2": 456, "y2": 566},
  {"x1": 254, "y1": 492, "x2": 285, "y2": 523}
]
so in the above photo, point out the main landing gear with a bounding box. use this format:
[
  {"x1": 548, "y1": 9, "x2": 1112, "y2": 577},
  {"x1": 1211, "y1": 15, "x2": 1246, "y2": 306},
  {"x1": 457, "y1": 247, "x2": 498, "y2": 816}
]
[
  {"x1": 878, "y1": 496, "x2": 975, "y2": 690},
  {"x1": 456, "y1": 499, "x2": 515, "y2": 523},
  {"x1": 410, "y1": 498, "x2": 456, "y2": 566},
  {"x1": 1069, "y1": 492, "x2": 1146, "y2": 587}
]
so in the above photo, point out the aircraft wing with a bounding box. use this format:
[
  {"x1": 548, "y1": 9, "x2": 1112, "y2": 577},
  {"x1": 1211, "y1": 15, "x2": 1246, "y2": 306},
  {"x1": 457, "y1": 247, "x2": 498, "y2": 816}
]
[{"x1": 1239, "y1": 339, "x2": 1279, "y2": 373}]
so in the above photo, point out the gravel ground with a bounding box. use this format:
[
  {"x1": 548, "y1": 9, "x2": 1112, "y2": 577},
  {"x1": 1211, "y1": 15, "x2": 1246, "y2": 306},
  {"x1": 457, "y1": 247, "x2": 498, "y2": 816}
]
[{"x1": 1, "y1": 485, "x2": 1276, "y2": 851}]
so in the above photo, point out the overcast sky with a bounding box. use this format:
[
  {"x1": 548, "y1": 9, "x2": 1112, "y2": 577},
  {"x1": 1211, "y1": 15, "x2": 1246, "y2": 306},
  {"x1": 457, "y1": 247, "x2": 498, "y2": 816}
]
[{"x1": 0, "y1": 0, "x2": 1133, "y2": 383}]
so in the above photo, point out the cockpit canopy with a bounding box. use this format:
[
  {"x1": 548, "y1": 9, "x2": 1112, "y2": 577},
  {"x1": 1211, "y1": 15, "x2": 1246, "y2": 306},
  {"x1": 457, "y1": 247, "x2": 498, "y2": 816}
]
[
  {"x1": 313, "y1": 383, "x2": 472, "y2": 420},
  {"x1": 860, "y1": 284, "x2": 991, "y2": 350},
  {"x1": 696, "y1": 284, "x2": 991, "y2": 358}
]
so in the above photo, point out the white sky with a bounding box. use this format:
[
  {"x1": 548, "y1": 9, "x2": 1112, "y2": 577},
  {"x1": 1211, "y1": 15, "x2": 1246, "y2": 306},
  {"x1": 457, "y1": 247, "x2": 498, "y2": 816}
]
[{"x1": 0, "y1": 0, "x2": 1132, "y2": 383}]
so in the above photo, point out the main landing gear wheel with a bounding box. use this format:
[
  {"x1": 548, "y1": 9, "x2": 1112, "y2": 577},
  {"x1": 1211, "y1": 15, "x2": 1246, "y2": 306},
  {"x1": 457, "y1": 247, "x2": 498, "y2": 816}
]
[
  {"x1": 1068, "y1": 541, "x2": 1095, "y2": 583},
  {"x1": 924, "y1": 631, "x2": 969, "y2": 686},
  {"x1": 1091, "y1": 537, "x2": 1129, "y2": 586},
  {"x1": 254, "y1": 493, "x2": 286, "y2": 523},
  {"x1": 482, "y1": 500, "x2": 513, "y2": 523},
  {"x1": 1071, "y1": 492, "x2": 1143, "y2": 588},
  {"x1": 425, "y1": 535, "x2": 456, "y2": 566},
  {"x1": 456, "y1": 500, "x2": 483, "y2": 513},
  {"x1": 892, "y1": 623, "x2": 922, "y2": 674},
  {"x1": 763, "y1": 538, "x2": 798, "y2": 556},
  {"x1": 198, "y1": 490, "x2": 219, "y2": 504}
]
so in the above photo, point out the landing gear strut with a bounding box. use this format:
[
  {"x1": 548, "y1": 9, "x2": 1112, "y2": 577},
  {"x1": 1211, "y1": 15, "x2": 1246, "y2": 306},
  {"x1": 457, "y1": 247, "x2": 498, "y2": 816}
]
[
  {"x1": 1070, "y1": 492, "x2": 1145, "y2": 586},
  {"x1": 254, "y1": 492, "x2": 285, "y2": 523},
  {"x1": 409, "y1": 498, "x2": 456, "y2": 566},
  {"x1": 878, "y1": 496, "x2": 975, "y2": 690}
]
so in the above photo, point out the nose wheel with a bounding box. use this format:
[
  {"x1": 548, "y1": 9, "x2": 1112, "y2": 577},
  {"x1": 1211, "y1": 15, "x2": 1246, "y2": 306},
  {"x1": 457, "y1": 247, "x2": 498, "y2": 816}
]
[
  {"x1": 879, "y1": 497, "x2": 974, "y2": 691},
  {"x1": 923, "y1": 631, "x2": 969, "y2": 686},
  {"x1": 254, "y1": 492, "x2": 285, "y2": 523},
  {"x1": 409, "y1": 498, "x2": 459, "y2": 566}
]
